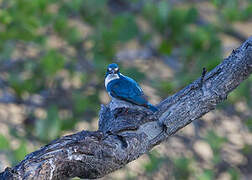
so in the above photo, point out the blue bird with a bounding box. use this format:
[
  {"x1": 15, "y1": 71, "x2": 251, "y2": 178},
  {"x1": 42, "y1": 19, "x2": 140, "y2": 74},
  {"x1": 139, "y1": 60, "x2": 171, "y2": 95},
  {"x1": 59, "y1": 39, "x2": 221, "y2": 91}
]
[{"x1": 105, "y1": 63, "x2": 158, "y2": 112}]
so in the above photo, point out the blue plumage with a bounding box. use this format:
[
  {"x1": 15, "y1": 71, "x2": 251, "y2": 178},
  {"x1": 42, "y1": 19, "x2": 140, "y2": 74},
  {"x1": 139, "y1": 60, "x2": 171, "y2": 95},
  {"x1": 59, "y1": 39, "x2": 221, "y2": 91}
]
[{"x1": 105, "y1": 63, "x2": 158, "y2": 112}]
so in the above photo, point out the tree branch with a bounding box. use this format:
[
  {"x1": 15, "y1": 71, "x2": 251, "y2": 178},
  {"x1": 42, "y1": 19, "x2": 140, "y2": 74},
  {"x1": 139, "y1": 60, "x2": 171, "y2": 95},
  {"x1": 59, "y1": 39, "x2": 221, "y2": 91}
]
[{"x1": 1, "y1": 37, "x2": 252, "y2": 180}]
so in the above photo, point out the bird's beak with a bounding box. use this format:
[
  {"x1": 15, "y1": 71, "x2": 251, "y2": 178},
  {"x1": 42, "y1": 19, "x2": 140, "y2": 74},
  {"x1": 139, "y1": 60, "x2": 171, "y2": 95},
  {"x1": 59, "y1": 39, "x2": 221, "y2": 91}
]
[{"x1": 111, "y1": 70, "x2": 115, "y2": 74}]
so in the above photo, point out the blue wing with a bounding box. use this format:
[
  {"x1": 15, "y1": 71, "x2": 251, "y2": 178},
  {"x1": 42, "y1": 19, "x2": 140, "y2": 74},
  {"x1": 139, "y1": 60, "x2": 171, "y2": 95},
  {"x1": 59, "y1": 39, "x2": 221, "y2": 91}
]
[{"x1": 107, "y1": 75, "x2": 148, "y2": 106}]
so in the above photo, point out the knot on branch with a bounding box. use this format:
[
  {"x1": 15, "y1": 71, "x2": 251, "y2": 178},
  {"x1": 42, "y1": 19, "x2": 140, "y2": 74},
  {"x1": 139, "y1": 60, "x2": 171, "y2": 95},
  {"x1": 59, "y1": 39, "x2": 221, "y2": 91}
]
[{"x1": 98, "y1": 99, "x2": 158, "y2": 135}]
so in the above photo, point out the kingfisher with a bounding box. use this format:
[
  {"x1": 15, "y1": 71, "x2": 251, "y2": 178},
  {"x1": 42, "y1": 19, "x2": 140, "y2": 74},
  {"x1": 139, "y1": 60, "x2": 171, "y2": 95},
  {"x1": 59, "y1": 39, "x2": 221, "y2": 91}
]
[{"x1": 105, "y1": 63, "x2": 158, "y2": 112}]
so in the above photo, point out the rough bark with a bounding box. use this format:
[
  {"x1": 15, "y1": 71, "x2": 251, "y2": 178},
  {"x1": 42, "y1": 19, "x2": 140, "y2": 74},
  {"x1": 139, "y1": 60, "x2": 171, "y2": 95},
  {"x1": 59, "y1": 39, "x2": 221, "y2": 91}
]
[{"x1": 1, "y1": 37, "x2": 252, "y2": 180}]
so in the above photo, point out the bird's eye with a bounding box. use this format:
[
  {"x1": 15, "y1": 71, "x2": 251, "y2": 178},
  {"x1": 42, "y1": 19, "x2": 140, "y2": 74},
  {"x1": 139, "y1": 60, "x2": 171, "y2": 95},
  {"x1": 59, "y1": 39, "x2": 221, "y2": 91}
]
[
  {"x1": 108, "y1": 68, "x2": 112, "y2": 71},
  {"x1": 114, "y1": 67, "x2": 119, "y2": 72}
]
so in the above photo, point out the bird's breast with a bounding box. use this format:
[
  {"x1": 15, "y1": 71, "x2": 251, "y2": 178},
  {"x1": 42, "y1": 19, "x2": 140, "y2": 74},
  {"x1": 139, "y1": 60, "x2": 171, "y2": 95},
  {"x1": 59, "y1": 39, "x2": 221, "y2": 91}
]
[{"x1": 105, "y1": 74, "x2": 120, "y2": 88}]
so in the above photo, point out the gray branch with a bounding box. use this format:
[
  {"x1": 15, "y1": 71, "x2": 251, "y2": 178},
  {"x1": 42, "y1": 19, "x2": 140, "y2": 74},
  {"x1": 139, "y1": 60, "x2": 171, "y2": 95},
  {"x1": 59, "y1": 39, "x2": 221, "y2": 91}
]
[{"x1": 1, "y1": 37, "x2": 252, "y2": 180}]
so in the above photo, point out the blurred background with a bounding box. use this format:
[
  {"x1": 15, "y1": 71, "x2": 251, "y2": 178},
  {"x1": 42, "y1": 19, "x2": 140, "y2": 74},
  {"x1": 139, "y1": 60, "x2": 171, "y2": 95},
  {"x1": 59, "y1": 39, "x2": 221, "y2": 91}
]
[{"x1": 0, "y1": 0, "x2": 251, "y2": 179}]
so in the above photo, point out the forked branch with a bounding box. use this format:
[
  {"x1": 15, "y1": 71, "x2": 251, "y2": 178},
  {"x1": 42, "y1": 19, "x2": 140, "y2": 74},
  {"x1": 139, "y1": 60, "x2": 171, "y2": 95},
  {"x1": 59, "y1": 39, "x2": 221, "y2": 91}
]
[{"x1": 1, "y1": 37, "x2": 252, "y2": 180}]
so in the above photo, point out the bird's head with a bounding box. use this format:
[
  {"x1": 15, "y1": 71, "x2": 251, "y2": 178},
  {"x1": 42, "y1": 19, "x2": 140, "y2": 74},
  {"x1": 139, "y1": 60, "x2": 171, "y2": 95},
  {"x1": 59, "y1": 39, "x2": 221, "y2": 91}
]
[{"x1": 106, "y1": 63, "x2": 120, "y2": 76}]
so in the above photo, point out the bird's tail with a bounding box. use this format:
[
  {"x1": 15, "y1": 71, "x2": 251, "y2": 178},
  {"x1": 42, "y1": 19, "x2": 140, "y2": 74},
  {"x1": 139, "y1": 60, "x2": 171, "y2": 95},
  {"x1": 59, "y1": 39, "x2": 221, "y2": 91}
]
[{"x1": 147, "y1": 103, "x2": 158, "y2": 112}]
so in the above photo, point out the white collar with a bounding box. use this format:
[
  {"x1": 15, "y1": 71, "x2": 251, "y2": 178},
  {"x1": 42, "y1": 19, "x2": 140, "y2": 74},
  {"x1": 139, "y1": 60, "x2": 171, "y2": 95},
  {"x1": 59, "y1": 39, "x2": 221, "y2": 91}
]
[{"x1": 105, "y1": 73, "x2": 120, "y2": 88}]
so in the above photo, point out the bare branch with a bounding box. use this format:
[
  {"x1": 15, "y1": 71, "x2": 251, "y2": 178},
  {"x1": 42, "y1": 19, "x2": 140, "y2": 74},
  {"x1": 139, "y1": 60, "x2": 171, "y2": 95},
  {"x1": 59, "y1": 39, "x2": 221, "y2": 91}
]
[{"x1": 1, "y1": 37, "x2": 252, "y2": 180}]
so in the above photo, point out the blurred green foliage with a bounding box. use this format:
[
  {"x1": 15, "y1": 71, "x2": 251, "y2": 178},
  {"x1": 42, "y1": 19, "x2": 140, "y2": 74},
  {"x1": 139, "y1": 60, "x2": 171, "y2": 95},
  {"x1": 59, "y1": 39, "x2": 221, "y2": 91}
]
[
  {"x1": 205, "y1": 130, "x2": 227, "y2": 164},
  {"x1": 35, "y1": 106, "x2": 61, "y2": 141},
  {"x1": 0, "y1": 134, "x2": 9, "y2": 150},
  {"x1": 212, "y1": 0, "x2": 252, "y2": 22},
  {"x1": 0, "y1": 0, "x2": 252, "y2": 179},
  {"x1": 197, "y1": 169, "x2": 214, "y2": 180},
  {"x1": 228, "y1": 168, "x2": 240, "y2": 180},
  {"x1": 173, "y1": 157, "x2": 193, "y2": 180},
  {"x1": 144, "y1": 151, "x2": 164, "y2": 174}
]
